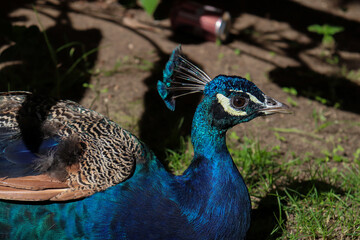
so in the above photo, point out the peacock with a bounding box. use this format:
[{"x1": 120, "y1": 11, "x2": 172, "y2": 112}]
[{"x1": 0, "y1": 46, "x2": 289, "y2": 239}]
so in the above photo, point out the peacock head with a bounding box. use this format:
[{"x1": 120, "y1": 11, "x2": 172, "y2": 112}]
[{"x1": 158, "y1": 46, "x2": 290, "y2": 130}]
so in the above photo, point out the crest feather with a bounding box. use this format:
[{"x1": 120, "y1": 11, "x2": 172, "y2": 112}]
[{"x1": 157, "y1": 46, "x2": 211, "y2": 111}]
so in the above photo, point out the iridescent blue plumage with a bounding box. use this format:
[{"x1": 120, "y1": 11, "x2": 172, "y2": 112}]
[
  {"x1": 0, "y1": 46, "x2": 289, "y2": 239},
  {"x1": 2, "y1": 138, "x2": 58, "y2": 165}
]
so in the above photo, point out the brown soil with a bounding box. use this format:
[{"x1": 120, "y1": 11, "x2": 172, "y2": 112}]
[{"x1": 2, "y1": 0, "x2": 360, "y2": 164}]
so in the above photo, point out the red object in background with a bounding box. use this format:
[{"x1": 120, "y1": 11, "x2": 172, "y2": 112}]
[{"x1": 171, "y1": 1, "x2": 231, "y2": 42}]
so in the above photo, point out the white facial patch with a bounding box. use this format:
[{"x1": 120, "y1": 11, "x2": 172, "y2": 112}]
[
  {"x1": 216, "y1": 94, "x2": 247, "y2": 116},
  {"x1": 229, "y1": 89, "x2": 264, "y2": 105}
]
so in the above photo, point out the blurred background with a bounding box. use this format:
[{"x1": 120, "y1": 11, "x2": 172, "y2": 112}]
[{"x1": 1, "y1": 0, "x2": 360, "y2": 238}]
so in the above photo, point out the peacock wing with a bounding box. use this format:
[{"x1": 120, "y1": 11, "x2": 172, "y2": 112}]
[{"x1": 0, "y1": 92, "x2": 144, "y2": 201}]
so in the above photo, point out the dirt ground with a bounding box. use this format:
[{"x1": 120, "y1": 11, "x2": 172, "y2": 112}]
[{"x1": 1, "y1": 0, "x2": 360, "y2": 162}]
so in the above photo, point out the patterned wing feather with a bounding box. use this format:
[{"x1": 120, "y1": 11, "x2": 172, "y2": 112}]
[{"x1": 0, "y1": 92, "x2": 144, "y2": 201}]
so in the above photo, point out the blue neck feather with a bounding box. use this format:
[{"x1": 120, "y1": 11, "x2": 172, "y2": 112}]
[{"x1": 175, "y1": 98, "x2": 251, "y2": 239}]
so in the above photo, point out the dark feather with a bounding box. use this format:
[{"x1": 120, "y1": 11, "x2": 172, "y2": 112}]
[{"x1": 33, "y1": 135, "x2": 83, "y2": 180}]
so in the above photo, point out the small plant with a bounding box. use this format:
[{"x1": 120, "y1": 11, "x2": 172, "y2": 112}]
[
  {"x1": 354, "y1": 148, "x2": 360, "y2": 164},
  {"x1": 312, "y1": 108, "x2": 326, "y2": 125},
  {"x1": 140, "y1": 0, "x2": 159, "y2": 15},
  {"x1": 234, "y1": 48, "x2": 241, "y2": 56},
  {"x1": 269, "y1": 51, "x2": 276, "y2": 57},
  {"x1": 244, "y1": 72, "x2": 252, "y2": 81},
  {"x1": 282, "y1": 87, "x2": 298, "y2": 96},
  {"x1": 325, "y1": 55, "x2": 339, "y2": 65},
  {"x1": 322, "y1": 144, "x2": 348, "y2": 162},
  {"x1": 121, "y1": 0, "x2": 159, "y2": 15},
  {"x1": 83, "y1": 78, "x2": 109, "y2": 109},
  {"x1": 340, "y1": 65, "x2": 360, "y2": 82},
  {"x1": 311, "y1": 108, "x2": 335, "y2": 132},
  {"x1": 286, "y1": 96, "x2": 298, "y2": 107},
  {"x1": 315, "y1": 95, "x2": 328, "y2": 105},
  {"x1": 282, "y1": 87, "x2": 298, "y2": 106},
  {"x1": 216, "y1": 38, "x2": 222, "y2": 46},
  {"x1": 307, "y1": 24, "x2": 344, "y2": 48},
  {"x1": 274, "y1": 132, "x2": 286, "y2": 142},
  {"x1": 217, "y1": 52, "x2": 225, "y2": 60}
]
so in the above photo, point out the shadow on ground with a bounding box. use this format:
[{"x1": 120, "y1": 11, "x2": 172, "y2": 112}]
[
  {"x1": 269, "y1": 66, "x2": 360, "y2": 114},
  {"x1": 226, "y1": 0, "x2": 360, "y2": 114},
  {"x1": 0, "y1": 1, "x2": 101, "y2": 101}
]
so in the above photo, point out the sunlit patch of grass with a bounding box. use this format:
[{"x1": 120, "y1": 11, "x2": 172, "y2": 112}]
[
  {"x1": 277, "y1": 164, "x2": 360, "y2": 239},
  {"x1": 228, "y1": 132, "x2": 282, "y2": 197}
]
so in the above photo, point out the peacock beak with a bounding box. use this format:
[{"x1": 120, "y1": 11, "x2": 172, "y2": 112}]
[{"x1": 258, "y1": 96, "x2": 292, "y2": 115}]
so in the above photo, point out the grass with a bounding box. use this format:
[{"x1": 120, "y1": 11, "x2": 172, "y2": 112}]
[
  {"x1": 163, "y1": 131, "x2": 360, "y2": 239},
  {"x1": 278, "y1": 185, "x2": 359, "y2": 239},
  {"x1": 340, "y1": 65, "x2": 360, "y2": 82},
  {"x1": 229, "y1": 133, "x2": 282, "y2": 197},
  {"x1": 164, "y1": 136, "x2": 193, "y2": 175}
]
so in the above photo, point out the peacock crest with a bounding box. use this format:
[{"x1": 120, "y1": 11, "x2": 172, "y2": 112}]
[{"x1": 157, "y1": 45, "x2": 211, "y2": 111}]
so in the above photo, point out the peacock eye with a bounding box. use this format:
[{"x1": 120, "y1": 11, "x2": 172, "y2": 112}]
[{"x1": 231, "y1": 96, "x2": 247, "y2": 109}]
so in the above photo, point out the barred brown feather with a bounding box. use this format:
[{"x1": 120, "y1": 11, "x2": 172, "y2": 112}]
[{"x1": 0, "y1": 92, "x2": 144, "y2": 201}]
